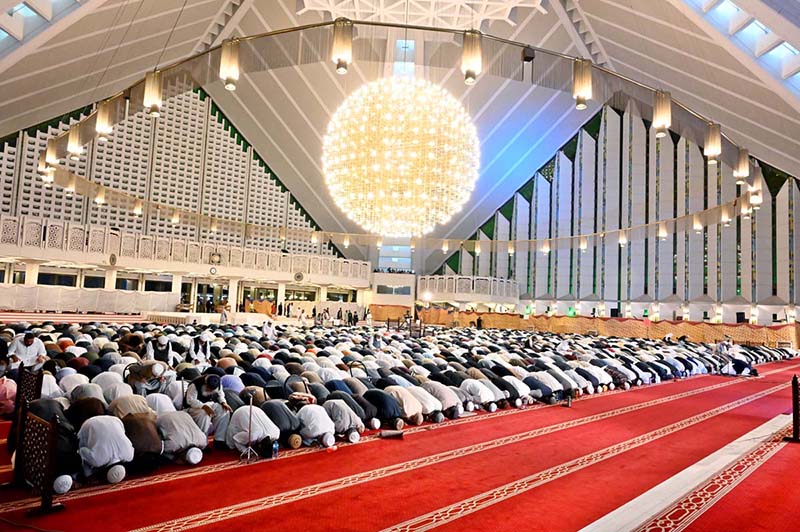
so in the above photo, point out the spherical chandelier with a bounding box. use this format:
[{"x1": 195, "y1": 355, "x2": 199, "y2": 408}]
[{"x1": 322, "y1": 76, "x2": 480, "y2": 237}]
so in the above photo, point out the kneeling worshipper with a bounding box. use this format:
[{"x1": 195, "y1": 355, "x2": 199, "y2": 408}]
[
  {"x1": 145, "y1": 335, "x2": 181, "y2": 366},
  {"x1": 77, "y1": 415, "x2": 134, "y2": 483},
  {"x1": 322, "y1": 399, "x2": 364, "y2": 443},
  {"x1": 363, "y1": 388, "x2": 406, "y2": 430},
  {"x1": 225, "y1": 405, "x2": 281, "y2": 454},
  {"x1": 122, "y1": 412, "x2": 163, "y2": 473},
  {"x1": 383, "y1": 385, "x2": 425, "y2": 425},
  {"x1": 27, "y1": 398, "x2": 81, "y2": 476},
  {"x1": 260, "y1": 399, "x2": 303, "y2": 449},
  {"x1": 459, "y1": 378, "x2": 498, "y2": 412},
  {"x1": 184, "y1": 373, "x2": 232, "y2": 447},
  {"x1": 420, "y1": 380, "x2": 463, "y2": 419},
  {"x1": 157, "y1": 410, "x2": 207, "y2": 464},
  {"x1": 0, "y1": 375, "x2": 16, "y2": 415},
  {"x1": 125, "y1": 360, "x2": 173, "y2": 396},
  {"x1": 296, "y1": 404, "x2": 336, "y2": 448}
]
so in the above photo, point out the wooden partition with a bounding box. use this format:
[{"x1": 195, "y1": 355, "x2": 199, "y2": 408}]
[{"x1": 417, "y1": 309, "x2": 799, "y2": 347}]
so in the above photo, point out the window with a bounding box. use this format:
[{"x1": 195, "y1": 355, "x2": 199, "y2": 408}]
[
  {"x1": 116, "y1": 278, "x2": 139, "y2": 291},
  {"x1": 38, "y1": 273, "x2": 77, "y2": 287},
  {"x1": 376, "y1": 285, "x2": 412, "y2": 295},
  {"x1": 83, "y1": 276, "x2": 105, "y2": 289}
]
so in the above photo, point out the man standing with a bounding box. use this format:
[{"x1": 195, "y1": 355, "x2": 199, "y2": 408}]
[{"x1": 8, "y1": 333, "x2": 47, "y2": 368}]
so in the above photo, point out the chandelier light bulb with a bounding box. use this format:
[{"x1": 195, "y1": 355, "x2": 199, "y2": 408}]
[
  {"x1": 94, "y1": 187, "x2": 106, "y2": 205},
  {"x1": 219, "y1": 39, "x2": 240, "y2": 91},
  {"x1": 67, "y1": 125, "x2": 83, "y2": 161},
  {"x1": 144, "y1": 70, "x2": 163, "y2": 117},
  {"x1": 734, "y1": 148, "x2": 750, "y2": 184},
  {"x1": 331, "y1": 18, "x2": 353, "y2": 75},
  {"x1": 322, "y1": 77, "x2": 480, "y2": 237},
  {"x1": 461, "y1": 30, "x2": 482, "y2": 85},
  {"x1": 704, "y1": 122, "x2": 721, "y2": 165},
  {"x1": 95, "y1": 100, "x2": 113, "y2": 142},
  {"x1": 572, "y1": 58, "x2": 592, "y2": 110},
  {"x1": 653, "y1": 89, "x2": 671, "y2": 139}
]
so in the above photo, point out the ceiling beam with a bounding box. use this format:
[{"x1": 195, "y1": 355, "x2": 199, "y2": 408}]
[
  {"x1": 0, "y1": 0, "x2": 110, "y2": 77},
  {"x1": 734, "y1": 0, "x2": 800, "y2": 47},
  {"x1": 728, "y1": 10, "x2": 753, "y2": 35},
  {"x1": 25, "y1": 0, "x2": 54, "y2": 21},
  {"x1": 0, "y1": 9, "x2": 24, "y2": 41},
  {"x1": 783, "y1": 53, "x2": 800, "y2": 80},
  {"x1": 664, "y1": 0, "x2": 800, "y2": 113},
  {"x1": 754, "y1": 30, "x2": 783, "y2": 57},
  {"x1": 702, "y1": 0, "x2": 724, "y2": 14}
]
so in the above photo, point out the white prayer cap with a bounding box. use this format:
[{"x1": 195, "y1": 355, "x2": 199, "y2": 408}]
[
  {"x1": 321, "y1": 433, "x2": 335, "y2": 448},
  {"x1": 157, "y1": 336, "x2": 169, "y2": 346},
  {"x1": 65, "y1": 346, "x2": 87, "y2": 357},
  {"x1": 185, "y1": 447, "x2": 203, "y2": 465},
  {"x1": 200, "y1": 331, "x2": 214, "y2": 342},
  {"x1": 151, "y1": 363, "x2": 165, "y2": 377},
  {"x1": 53, "y1": 475, "x2": 73, "y2": 494},
  {"x1": 346, "y1": 430, "x2": 360, "y2": 444},
  {"x1": 106, "y1": 464, "x2": 126, "y2": 484}
]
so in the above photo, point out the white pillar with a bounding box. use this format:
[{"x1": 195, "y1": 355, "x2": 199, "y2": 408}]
[
  {"x1": 228, "y1": 278, "x2": 240, "y2": 312},
  {"x1": 171, "y1": 274, "x2": 183, "y2": 294},
  {"x1": 318, "y1": 286, "x2": 328, "y2": 303},
  {"x1": 138, "y1": 274, "x2": 146, "y2": 293},
  {"x1": 277, "y1": 283, "x2": 286, "y2": 305},
  {"x1": 24, "y1": 262, "x2": 39, "y2": 286},
  {"x1": 3, "y1": 264, "x2": 12, "y2": 285},
  {"x1": 104, "y1": 268, "x2": 118, "y2": 290},
  {"x1": 189, "y1": 279, "x2": 198, "y2": 312}
]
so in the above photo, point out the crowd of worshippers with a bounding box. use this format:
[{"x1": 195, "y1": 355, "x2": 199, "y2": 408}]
[{"x1": 0, "y1": 321, "x2": 791, "y2": 496}]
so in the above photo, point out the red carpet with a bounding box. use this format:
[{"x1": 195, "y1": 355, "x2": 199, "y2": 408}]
[
  {"x1": 679, "y1": 432, "x2": 800, "y2": 532},
  {"x1": 0, "y1": 362, "x2": 797, "y2": 532}
]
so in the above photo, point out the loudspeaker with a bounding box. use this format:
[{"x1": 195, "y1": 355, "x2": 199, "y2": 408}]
[
  {"x1": 736, "y1": 312, "x2": 746, "y2": 323},
  {"x1": 610, "y1": 308, "x2": 621, "y2": 318}
]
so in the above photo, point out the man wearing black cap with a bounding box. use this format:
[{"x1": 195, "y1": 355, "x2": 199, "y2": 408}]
[{"x1": 185, "y1": 373, "x2": 232, "y2": 448}]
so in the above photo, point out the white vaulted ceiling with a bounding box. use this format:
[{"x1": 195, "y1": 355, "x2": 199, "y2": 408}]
[{"x1": 0, "y1": 0, "x2": 798, "y2": 267}]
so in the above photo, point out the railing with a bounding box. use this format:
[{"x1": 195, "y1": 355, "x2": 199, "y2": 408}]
[
  {"x1": 0, "y1": 215, "x2": 371, "y2": 282},
  {"x1": 417, "y1": 275, "x2": 519, "y2": 303}
]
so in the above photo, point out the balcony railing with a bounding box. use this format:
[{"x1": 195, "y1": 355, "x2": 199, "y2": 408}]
[
  {"x1": 417, "y1": 275, "x2": 519, "y2": 304},
  {"x1": 0, "y1": 216, "x2": 371, "y2": 283}
]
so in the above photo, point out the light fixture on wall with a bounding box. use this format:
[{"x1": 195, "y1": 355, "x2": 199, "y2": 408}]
[
  {"x1": 171, "y1": 210, "x2": 180, "y2": 224},
  {"x1": 376, "y1": 237, "x2": 382, "y2": 249},
  {"x1": 652, "y1": 90, "x2": 671, "y2": 139},
  {"x1": 579, "y1": 237, "x2": 587, "y2": 252},
  {"x1": 95, "y1": 100, "x2": 113, "y2": 142},
  {"x1": 704, "y1": 122, "x2": 721, "y2": 165},
  {"x1": 219, "y1": 39, "x2": 240, "y2": 91},
  {"x1": 474, "y1": 241, "x2": 481, "y2": 256},
  {"x1": 442, "y1": 241, "x2": 449, "y2": 253},
  {"x1": 541, "y1": 241, "x2": 550, "y2": 254},
  {"x1": 132, "y1": 199, "x2": 143, "y2": 216},
  {"x1": 461, "y1": 30, "x2": 482, "y2": 85},
  {"x1": 343, "y1": 235, "x2": 350, "y2": 248},
  {"x1": 507, "y1": 241, "x2": 515, "y2": 255},
  {"x1": 210, "y1": 220, "x2": 219, "y2": 233},
  {"x1": 144, "y1": 71, "x2": 163, "y2": 117},
  {"x1": 331, "y1": 18, "x2": 353, "y2": 75},
  {"x1": 572, "y1": 58, "x2": 592, "y2": 110},
  {"x1": 618, "y1": 231, "x2": 628, "y2": 246},
  {"x1": 310, "y1": 231, "x2": 319, "y2": 244},
  {"x1": 734, "y1": 148, "x2": 749, "y2": 185}
]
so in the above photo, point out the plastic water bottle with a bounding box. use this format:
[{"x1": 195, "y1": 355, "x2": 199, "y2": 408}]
[{"x1": 271, "y1": 441, "x2": 279, "y2": 459}]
